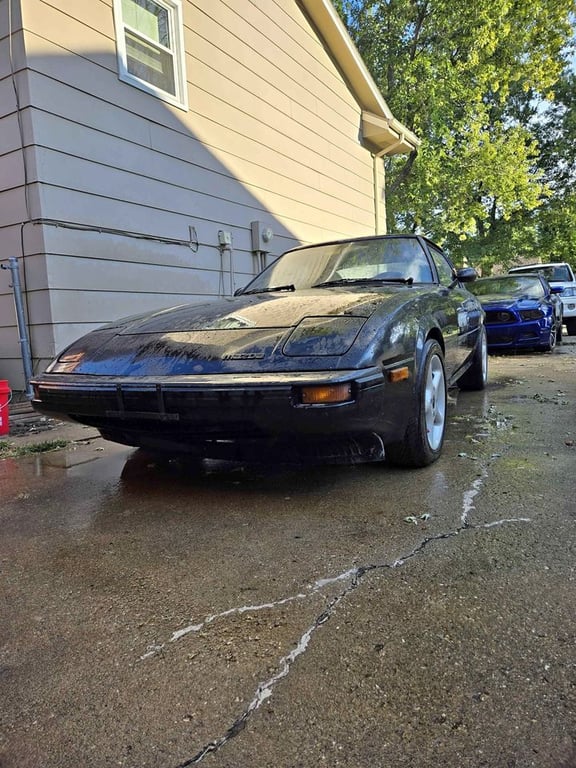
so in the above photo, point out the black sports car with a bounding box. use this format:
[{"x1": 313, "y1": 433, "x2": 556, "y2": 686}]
[{"x1": 31, "y1": 235, "x2": 487, "y2": 468}]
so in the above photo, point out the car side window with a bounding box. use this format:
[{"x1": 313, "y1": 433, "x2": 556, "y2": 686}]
[
  {"x1": 428, "y1": 245, "x2": 455, "y2": 285},
  {"x1": 403, "y1": 241, "x2": 435, "y2": 283},
  {"x1": 384, "y1": 239, "x2": 434, "y2": 283},
  {"x1": 551, "y1": 266, "x2": 571, "y2": 281}
]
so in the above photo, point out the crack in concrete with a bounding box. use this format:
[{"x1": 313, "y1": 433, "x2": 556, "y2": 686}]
[
  {"x1": 162, "y1": 458, "x2": 531, "y2": 766},
  {"x1": 177, "y1": 580, "x2": 358, "y2": 766},
  {"x1": 461, "y1": 464, "x2": 489, "y2": 526},
  {"x1": 173, "y1": 519, "x2": 530, "y2": 766},
  {"x1": 140, "y1": 570, "x2": 358, "y2": 661}
]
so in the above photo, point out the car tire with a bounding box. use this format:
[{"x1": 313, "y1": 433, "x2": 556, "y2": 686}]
[
  {"x1": 566, "y1": 319, "x2": 576, "y2": 336},
  {"x1": 557, "y1": 317, "x2": 563, "y2": 342},
  {"x1": 539, "y1": 323, "x2": 557, "y2": 352},
  {"x1": 458, "y1": 326, "x2": 488, "y2": 391},
  {"x1": 385, "y1": 339, "x2": 447, "y2": 468}
]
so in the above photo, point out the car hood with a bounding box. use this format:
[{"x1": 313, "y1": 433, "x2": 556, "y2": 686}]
[
  {"x1": 114, "y1": 290, "x2": 394, "y2": 334},
  {"x1": 56, "y1": 288, "x2": 415, "y2": 376},
  {"x1": 480, "y1": 295, "x2": 540, "y2": 308}
]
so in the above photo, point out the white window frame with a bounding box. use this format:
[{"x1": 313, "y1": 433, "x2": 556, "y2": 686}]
[{"x1": 113, "y1": 0, "x2": 188, "y2": 111}]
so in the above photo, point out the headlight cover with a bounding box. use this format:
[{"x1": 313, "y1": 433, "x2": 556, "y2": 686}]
[
  {"x1": 519, "y1": 308, "x2": 544, "y2": 321},
  {"x1": 46, "y1": 330, "x2": 119, "y2": 373},
  {"x1": 283, "y1": 316, "x2": 366, "y2": 357}
]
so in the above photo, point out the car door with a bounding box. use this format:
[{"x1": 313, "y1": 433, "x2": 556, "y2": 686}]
[{"x1": 426, "y1": 243, "x2": 482, "y2": 376}]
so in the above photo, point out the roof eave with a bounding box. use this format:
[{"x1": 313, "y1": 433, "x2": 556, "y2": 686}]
[
  {"x1": 300, "y1": 0, "x2": 420, "y2": 155},
  {"x1": 361, "y1": 111, "x2": 420, "y2": 156}
]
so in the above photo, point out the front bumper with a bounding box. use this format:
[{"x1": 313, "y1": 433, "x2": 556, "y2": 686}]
[
  {"x1": 31, "y1": 367, "x2": 414, "y2": 462},
  {"x1": 484, "y1": 318, "x2": 552, "y2": 349}
]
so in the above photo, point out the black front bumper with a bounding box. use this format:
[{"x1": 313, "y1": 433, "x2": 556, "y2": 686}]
[{"x1": 31, "y1": 368, "x2": 413, "y2": 462}]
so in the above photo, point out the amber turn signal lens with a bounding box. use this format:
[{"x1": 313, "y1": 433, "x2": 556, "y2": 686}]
[
  {"x1": 300, "y1": 383, "x2": 353, "y2": 404},
  {"x1": 388, "y1": 366, "x2": 410, "y2": 383}
]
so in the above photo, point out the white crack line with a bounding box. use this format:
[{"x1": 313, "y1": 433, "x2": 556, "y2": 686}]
[
  {"x1": 147, "y1": 459, "x2": 498, "y2": 662},
  {"x1": 140, "y1": 568, "x2": 359, "y2": 661},
  {"x1": 150, "y1": 458, "x2": 532, "y2": 765},
  {"x1": 175, "y1": 572, "x2": 362, "y2": 767},
  {"x1": 181, "y1": 585, "x2": 355, "y2": 766},
  {"x1": 174, "y1": 518, "x2": 532, "y2": 766},
  {"x1": 461, "y1": 464, "x2": 489, "y2": 526},
  {"x1": 483, "y1": 517, "x2": 531, "y2": 528},
  {"x1": 459, "y1": 457, "x2": 530, "y2": 529}
]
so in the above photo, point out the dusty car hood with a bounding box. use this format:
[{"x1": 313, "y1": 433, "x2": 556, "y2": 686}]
[
  {"x1": 55, "y1": 288, "x2": 417, "y2": 376},
  {"x1": 116, "y1": 290, "x2": 397, "y2": 334}
]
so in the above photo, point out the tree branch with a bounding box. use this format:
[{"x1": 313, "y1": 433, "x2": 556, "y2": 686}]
[{"x1": 387, "y1": 150, "x2": 419, "y2": 196}]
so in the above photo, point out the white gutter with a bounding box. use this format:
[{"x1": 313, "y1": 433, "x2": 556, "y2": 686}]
[{"x1": 300, "y1": 0, "x2": 420, "y2": 155}]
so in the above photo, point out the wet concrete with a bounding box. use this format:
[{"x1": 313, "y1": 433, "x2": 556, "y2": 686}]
[{"x1": 1, "y1": 344, "x2": 575, "y2": 767}]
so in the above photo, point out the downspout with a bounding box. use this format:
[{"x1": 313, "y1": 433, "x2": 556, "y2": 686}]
[
  {"x1": 372, "y1": 134, "x2": 406, "y2": 235},
  {"x1": 0, "y1": 258, "x2": 34, "y2": 398}
]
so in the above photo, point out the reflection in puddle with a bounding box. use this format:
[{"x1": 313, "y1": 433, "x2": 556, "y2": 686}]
[{"x1": 0, "y1": 447, "x2": 132, "y2": 534}]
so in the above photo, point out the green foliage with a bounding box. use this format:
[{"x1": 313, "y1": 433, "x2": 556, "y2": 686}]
[
  {"x1": 535, "y1": 190, "x2": 576, "y2": 263},
  {"x1": 528, "y1": 69, "x2": 576, "y2": 267},
  {"x1": 336, "y1": 0, "x2": 576, "y2": 272},
  {"x1": 0, "y1": 438, "x2": 69, "y2": 458}
]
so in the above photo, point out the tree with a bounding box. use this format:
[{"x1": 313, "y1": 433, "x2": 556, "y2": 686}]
[
  {"x1": 335, "y1": 0, "x2": 576, "y2": 270},
  {"x1": 530, "y1": 69, "x2": 576, "y2": 265}
]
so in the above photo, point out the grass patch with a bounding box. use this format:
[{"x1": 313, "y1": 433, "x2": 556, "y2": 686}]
[{"x1": 0, "y1": 438, "x2": 69, "y2": 459}]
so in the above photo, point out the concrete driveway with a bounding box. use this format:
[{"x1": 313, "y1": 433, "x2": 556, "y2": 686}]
[{"x1": 1, "y1": 344, "x2": 575, "y2": 768}]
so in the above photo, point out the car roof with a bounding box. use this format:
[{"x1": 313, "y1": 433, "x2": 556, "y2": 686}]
[
  {"x1": 286, "y1": 233, "x2": 437, "y2": 252},
  {"x1": 509, "y1": 262, "x2": 569, "y2": 269},
  {"x1": 478, "y1": 273, "x2": 543, "y2": 281}
]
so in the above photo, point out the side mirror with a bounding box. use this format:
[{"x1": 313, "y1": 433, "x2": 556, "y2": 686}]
[
  {"x1": 455, "y1": 267, "x2": 478, "y2": 283},
  {"x1": 449, "y1": 267, "x2": 478, "y2": 288}
]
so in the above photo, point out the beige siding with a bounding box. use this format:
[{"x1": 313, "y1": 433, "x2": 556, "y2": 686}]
[
  {"x1": 186, "y1": 1, "x2": 374, "y2": 232},
  {"x1": 0, "y1": 3, "x2": 29, "y2": 392},
  {"x1": 0, "y1": 0, "x2": 386, "y2": 391}
]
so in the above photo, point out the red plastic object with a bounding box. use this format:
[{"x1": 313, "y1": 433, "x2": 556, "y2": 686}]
[{"x1": 0, "y1": 380, "x2": 11, "y2": 436}]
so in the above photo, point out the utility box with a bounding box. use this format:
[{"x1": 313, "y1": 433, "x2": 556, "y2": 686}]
[{"x1": 251, "y1": 221, "x2": 274, "y2": 253}]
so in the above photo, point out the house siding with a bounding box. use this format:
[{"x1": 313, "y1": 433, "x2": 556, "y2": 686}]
[
  {"x1": 0, "y1": 0, "x2": 384, "y2": 391},
  {"x1": 0, "y1": 0, "x2": 31, "y2": 387}
]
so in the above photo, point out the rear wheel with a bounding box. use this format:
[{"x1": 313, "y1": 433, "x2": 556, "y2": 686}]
[{"x1": 385, "y1": 339, "x2": 447, "y2": 468}]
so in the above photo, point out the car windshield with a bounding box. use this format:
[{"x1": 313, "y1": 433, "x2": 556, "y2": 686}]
[
  {"x1": 511, "y1": 265, "x2": 573, "y2": 282},
  {"x1": 240, "y1": 236, "x2": 435, "y2": 293},
  {"x1": 469, "y1": 276, "x2": 545, "y2": 299}
]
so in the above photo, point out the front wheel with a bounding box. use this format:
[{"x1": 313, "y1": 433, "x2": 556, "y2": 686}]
[
  {"x1": 565, "y1": 318, "x2": 576, "y2": 336},
  {"x1": 458, "y1": 326, "x2": 488, "y2": 391},
  {"x1": 539, "y1": 323, "x2": 557, "y2": 352},
  {"x1": 385, "y1": 339, "x2": 447, "y2": 468}
]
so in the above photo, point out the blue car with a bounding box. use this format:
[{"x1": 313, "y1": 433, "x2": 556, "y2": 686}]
[{"x1": 468, "y1": 274, "x2": 563, "y2": 352}]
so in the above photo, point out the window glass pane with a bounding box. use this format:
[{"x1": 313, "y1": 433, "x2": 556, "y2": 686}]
[
  {"x1": 429, "y1": 246, "x2": 454, "y2": 284},
  {"x1": 122, "y1": 0, "x2": 170, "y2": 47},
  {"x1": 125, "y1": 29, "x2": 175, "y2": 94}
]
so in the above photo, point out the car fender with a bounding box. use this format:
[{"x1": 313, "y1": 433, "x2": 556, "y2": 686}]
[{"x1": 409, "y1": 320, "x2": 445, "y2": 389}]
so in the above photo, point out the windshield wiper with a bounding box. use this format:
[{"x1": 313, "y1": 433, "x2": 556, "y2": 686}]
[
  {"x1": 242, "y1": 284, "x2": 296, "y2": 295},
  {"x1": 313, "y1": 277, "x2": 413, "y2": 288}
]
